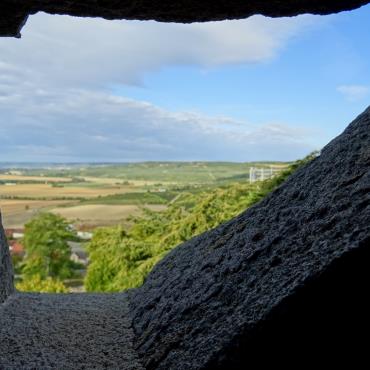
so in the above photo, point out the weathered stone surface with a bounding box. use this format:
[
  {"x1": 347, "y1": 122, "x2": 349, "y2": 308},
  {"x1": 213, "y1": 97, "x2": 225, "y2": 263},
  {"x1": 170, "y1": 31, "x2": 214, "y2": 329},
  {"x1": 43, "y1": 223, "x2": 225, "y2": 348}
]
[
  {"x1": 0, "y1": 213, "x2": 14, "y2": 303},
  {"x1": 129, "y1": 107, "x2": 370, "y2": 369},
  {"x1": 1, "y1": 0, "x2": 370, "y2": 37},
  {"x1": 0, "y1": 293, "x2": 143, "y2": 370}
]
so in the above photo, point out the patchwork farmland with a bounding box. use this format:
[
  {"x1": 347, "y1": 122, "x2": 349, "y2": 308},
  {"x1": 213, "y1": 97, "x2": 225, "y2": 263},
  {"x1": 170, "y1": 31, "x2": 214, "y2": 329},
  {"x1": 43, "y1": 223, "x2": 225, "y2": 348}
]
[{"x1": 0, "y1": 162, "x2": 287, "y2": 228}]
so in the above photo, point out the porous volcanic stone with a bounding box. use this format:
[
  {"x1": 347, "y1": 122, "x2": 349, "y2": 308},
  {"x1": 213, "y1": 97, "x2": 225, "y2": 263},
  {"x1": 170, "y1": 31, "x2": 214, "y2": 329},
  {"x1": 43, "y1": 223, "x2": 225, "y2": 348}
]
[
  {"x1": 1, "y1": 0, "x2": 370, "y2": 37},
  {"x1": 129, "y1": 107, "x2": 370, "y2": 369},
  {"x1": 0, "y1": 293, "x2": 143, "y2": 370},
  {"x1": 0, "y1": 213, "x2": 14, "y2": 303}
]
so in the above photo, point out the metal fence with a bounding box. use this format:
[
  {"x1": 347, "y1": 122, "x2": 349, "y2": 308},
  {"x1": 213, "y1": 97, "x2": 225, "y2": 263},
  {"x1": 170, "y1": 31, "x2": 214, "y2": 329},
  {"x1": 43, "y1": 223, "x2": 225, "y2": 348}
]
[{"x1": 249, "y1": 167, "x2": 283, "y2": 183}]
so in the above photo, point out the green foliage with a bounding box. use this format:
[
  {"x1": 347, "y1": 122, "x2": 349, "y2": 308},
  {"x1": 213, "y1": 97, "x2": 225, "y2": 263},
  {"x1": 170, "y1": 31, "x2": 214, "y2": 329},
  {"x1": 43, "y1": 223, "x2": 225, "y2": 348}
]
[
  {"x1": 22, "y1": 212, "x2": 77, "y2": 280},
  {"x1": 85, "y1": 154, "x2": 317, "y2": 292},
  {"x1": 16, "y1": 275, "x2": 68, "y2": 293},
  {"x1": 11, "y1": 254, "x2": 23, "y2": 275},
  {"x1": 84, "y1": 227, "x2": 152, "y2": 291}
]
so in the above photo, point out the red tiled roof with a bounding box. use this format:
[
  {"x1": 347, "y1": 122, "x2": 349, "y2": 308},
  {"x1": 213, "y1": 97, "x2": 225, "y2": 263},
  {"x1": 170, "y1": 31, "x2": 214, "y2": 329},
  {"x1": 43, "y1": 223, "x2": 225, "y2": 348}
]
[{"x1": 8, "y1": 240, "x2": 25, "y2": 256}]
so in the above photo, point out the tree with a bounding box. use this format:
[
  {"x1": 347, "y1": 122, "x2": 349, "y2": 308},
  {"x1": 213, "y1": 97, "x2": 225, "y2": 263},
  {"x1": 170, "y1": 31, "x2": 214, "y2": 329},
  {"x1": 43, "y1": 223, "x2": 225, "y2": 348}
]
[
  {"x1": 22, "y1": 212, "x2": 77, "y2": 280},
  {"x1": 16, "y1": 275, "x2": 68, "y2": 293}
]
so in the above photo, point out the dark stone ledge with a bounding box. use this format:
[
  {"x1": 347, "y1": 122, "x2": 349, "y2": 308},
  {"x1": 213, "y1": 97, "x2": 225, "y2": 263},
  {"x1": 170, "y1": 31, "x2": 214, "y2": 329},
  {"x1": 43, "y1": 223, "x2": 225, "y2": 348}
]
[{"x1": 1, "y1": 0, "x2": 370, "y2": 37}]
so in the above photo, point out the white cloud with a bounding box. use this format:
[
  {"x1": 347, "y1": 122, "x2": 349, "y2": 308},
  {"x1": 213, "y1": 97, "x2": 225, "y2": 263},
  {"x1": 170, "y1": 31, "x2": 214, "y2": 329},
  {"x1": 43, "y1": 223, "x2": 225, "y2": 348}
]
[
  {"x1": 0, "y1": 13, "x2": 318, "y2": 162},
  {"x1": 337, "y1": 84, "x2": 370, "y2": 102},
  {"x1": 0, "y1": 13, "x2": 315, "y2": 88},
  {"x1": 0, "y1": 86, "x2": 315, "y2": 162}
]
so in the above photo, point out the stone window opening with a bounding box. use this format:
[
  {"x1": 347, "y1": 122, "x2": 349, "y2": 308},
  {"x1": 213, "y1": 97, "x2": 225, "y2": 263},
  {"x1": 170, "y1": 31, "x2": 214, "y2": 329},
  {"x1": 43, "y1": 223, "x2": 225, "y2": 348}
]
[{"x1": 1, "y1": 2, "x2": 370, "y2": 369}]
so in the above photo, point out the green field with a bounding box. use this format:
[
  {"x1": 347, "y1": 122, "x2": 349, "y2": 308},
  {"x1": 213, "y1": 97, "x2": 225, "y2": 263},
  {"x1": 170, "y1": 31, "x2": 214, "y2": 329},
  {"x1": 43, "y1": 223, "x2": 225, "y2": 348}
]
[
  {"x1": 0, "y1": 162, "x2": 288, "y2": 228},
  {"x1": 14, "y1": 162, "x2": 288, "y2": 184}
]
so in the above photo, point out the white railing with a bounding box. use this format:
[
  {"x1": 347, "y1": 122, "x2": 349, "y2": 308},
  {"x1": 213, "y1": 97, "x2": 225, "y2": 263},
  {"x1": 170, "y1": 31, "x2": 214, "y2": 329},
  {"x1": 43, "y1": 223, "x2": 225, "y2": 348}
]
[{"x1": 249, "y1": 167, "x2": 283, "y2": 184}]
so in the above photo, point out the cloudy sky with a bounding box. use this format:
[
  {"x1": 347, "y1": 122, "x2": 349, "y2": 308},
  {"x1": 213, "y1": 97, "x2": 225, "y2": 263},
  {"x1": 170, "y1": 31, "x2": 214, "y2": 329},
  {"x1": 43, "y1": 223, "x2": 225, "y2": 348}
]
[{"x1": 0, "y1": 5, "x2": 369, "y2": 162}]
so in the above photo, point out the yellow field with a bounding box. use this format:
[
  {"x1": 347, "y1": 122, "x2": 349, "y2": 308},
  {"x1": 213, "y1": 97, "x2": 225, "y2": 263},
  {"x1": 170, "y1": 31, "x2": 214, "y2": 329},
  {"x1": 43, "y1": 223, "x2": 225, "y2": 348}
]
[
  {"x1": 83, "y1": 176, "x2": 174, "y2": 186},
  {"x1": 0, "y1": 199, "x2": 75, "y2": 228},
  {"x1": 0, "y1": 174, "x2": 174, "y2": 186},
  {"x1": 51, "y1": 204, "x2": 166, "y2": 226},
  {"x1": 0, "y1": 174, "x2": 73, "y2": 182},
  {"x1": 0, "y1": 175, "x2": 167, "y2": 228},
  {"x1": 0, "y1": 183, "x2": 139, "y2": 199}
]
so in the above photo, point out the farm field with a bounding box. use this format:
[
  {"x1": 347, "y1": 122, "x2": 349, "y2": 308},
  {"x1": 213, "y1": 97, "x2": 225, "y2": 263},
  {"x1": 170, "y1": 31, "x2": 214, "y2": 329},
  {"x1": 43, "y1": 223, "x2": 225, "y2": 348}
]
[
  {"x1": 1, "y1": 199, "x2": 74, "y2": 228},
  {"x1": 0, "y1": 180, "x2": 168, "y2": 229},
  {"x1": 0, "y1": 183, "x2": 141, "y2": 199},
  {"x1": 0, "y1": 161, "x2": 288, "y2": 229},
  {"x1": 0, "y1": 174, "x2": 73, "y2": 183},
  {"x1": 19, "y1": 162, "x2": 289, "y2": 184},
  {"x1": 51, "y1": 204, "x2": 166, "y2": 227},
  {"x1": 82, "y1": 176, "x2": 174, "y2": 187}
]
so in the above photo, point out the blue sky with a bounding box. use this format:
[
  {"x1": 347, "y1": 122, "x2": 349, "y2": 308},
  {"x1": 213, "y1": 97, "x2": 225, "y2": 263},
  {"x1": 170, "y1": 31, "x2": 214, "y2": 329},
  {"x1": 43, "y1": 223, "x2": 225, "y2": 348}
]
[{"x1": 0, "y1": 5, "x2": 369, "y2": 162}]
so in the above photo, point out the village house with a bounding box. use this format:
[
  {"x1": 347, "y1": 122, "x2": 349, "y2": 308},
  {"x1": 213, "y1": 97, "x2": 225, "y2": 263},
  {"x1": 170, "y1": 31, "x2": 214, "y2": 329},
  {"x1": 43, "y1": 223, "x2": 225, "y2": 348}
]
[
  {"x1": 67, "y1": 241, "x2": 89, "y2": 266},
  {"x1": 5, "y1": 228, "x2": 24, "y2": 240},
  {"x1": 8, "y1": 240, "x2": 25, "y2": 257}
]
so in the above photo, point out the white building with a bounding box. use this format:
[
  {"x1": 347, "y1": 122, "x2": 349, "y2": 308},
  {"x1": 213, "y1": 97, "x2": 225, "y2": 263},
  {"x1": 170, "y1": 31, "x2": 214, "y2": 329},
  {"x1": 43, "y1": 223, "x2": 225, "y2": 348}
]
[
  {"x1": 249, "y1": 167, "x2": 283, "y2": 184},
  {"x1": 77, "y1": 231, "x2": 93, "y2": 240},
  {"x1": 67, "y1": 241, "x2": 89, "y2": 266}
]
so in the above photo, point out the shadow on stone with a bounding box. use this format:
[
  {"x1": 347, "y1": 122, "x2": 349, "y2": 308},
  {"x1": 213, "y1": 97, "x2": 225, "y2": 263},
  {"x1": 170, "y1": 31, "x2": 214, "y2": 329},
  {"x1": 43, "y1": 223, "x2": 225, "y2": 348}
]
[{"x1": 209, "y1": 239, "x2": 370, "y2": 368}]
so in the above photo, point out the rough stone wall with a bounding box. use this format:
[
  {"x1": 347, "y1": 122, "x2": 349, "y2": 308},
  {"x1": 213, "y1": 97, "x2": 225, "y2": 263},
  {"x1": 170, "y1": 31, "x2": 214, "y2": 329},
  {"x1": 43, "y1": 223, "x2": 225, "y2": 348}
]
[
  {"x1": 129, "y1": 107, "x2": 370, "y2": 369},
  {"x1": 0, "y1": 293, "x2": 144, "y2": 370},
  {"x1": 1, "y1": 0, "x2": 370, "y2": 37},
  {"x1": 0, "y1": 213, "x2": 14, "y2": 303}
]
